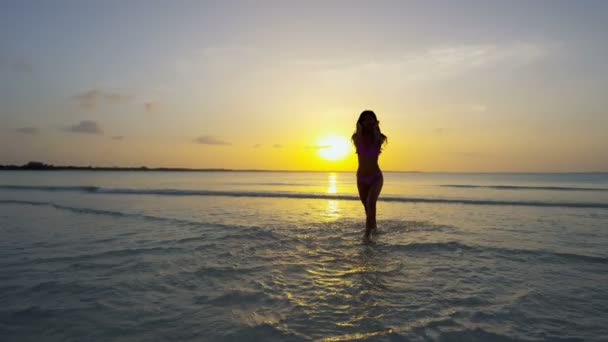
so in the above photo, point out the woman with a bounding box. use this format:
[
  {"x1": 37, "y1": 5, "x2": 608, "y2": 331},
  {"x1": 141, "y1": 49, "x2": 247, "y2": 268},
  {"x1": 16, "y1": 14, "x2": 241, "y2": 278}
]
[{"x1": 352, "y1": 110, "x2": 387, "y2": 241}]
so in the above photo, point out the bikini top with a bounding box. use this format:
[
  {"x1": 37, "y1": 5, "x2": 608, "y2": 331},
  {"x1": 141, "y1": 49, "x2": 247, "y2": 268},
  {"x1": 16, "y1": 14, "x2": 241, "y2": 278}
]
[{"x1": 356, "y1": 142, "x2": 381, "y2": 158}]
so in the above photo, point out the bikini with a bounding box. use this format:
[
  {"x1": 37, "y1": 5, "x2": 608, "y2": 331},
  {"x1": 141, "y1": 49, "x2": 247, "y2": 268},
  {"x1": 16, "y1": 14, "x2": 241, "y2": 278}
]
[
  {"x1": 357, "y1": 171, "x2": 383, "y2": 186},
  {"x1": 356, "y1": 143, "x2": 383, "y2": 186}
]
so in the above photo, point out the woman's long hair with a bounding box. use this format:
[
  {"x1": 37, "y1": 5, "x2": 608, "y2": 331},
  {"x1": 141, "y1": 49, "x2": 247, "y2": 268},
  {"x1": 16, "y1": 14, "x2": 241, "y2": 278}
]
[{"x1": 351, "y1": 110, "x2": 388, "y2": 149}]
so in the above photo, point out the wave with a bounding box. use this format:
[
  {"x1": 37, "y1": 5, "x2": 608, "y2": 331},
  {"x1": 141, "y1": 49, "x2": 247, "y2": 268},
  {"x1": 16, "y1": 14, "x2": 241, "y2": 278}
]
[
  {"x1": 0, "y1": 199, "x2": 262, "y2": 232},
  {"x1": 30, "y1": 246, "x2": 186, "y2": 266},
  {"x1": 224, "y1": 182, "x2": 314, "y2": 187},
  {"x1": 441, "y1": 184, "x2": 608, "y2": 192},
  {"x1": 2, "y1": 185, "x2": 608, "y2": 209},
  {"x1": 386, "y1": 241, "x2": 608, "y2": 264},
  {"x1": 0, "y1": 199, "x2": 218, "y2": 229},
  {"x1": 0, "y1": 198, "x2": 166, "y2": 220},
  {"x1": 0, "y1": 185, "x2": 101, "y2": 192}
]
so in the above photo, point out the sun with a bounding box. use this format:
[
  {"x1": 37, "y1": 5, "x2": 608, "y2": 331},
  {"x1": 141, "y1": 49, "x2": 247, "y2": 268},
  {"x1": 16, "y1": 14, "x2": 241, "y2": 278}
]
[{"x1": 317, "y1": 135, "x2": 351, "y2": 161}]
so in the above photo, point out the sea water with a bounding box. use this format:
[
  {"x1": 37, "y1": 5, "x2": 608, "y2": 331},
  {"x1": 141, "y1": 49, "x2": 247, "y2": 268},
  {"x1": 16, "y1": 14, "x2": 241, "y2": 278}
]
[{"x1": 1, "y1": 171, "x2": 607, "y2": 341}]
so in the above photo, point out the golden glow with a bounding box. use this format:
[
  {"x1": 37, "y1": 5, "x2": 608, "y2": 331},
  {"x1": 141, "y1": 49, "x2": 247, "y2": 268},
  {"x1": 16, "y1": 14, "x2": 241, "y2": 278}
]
[
  {"x1": 325, "y1": 200, "x2": 339, "y2": 220},
  {"x1": 317, "y1": 135, "x2": 350, "y2": 161},
  {"x1": 324, "y1": 173, "x2": 340, "y2": 220},
  {"x1": 327, "y1": 173, "x2": 337, "y2": 194},
  {"x1": 323, "y1": 329, "x2": 394, "y2": 341}
]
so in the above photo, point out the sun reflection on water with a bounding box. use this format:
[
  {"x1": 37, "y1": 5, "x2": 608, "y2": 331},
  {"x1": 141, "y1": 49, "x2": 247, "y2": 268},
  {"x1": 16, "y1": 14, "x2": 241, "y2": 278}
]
[
  {"x1": 327, "y1": 173, "x2": 338, "y2": 194},
  {"x1": 276, "y1": 238, "x2": 396, "y2": 340},
  {"x1": 325, "y1": 200, "x2": 340, "y2": 220},
  {"x1": 324, "y1": 173, "x2": 340, "y2": 220}
]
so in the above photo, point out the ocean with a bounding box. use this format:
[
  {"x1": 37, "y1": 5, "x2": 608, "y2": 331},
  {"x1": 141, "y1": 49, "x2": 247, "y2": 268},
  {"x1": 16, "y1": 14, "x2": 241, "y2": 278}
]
[{"x1": 1, "y1": 171, "x2": 607, "y2": 341}]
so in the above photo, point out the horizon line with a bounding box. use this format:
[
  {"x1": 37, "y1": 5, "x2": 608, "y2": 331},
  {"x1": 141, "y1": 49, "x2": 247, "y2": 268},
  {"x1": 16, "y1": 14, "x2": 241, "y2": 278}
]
[{"x1": 0, "y1": 162, "x2": 606, "y2": 174}]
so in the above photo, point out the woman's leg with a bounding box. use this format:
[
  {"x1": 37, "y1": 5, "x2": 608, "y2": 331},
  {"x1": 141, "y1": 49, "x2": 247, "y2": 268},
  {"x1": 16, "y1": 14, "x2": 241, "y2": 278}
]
[
  {"x1": 358, "y1": 181, "x2": 373, "y2": 241},
  {"x1": 364, "y1": 175, "x2": 383, "y2": 238},
  {"x1": 357, "y1": 182, "x2": 370, "y2": 216}
]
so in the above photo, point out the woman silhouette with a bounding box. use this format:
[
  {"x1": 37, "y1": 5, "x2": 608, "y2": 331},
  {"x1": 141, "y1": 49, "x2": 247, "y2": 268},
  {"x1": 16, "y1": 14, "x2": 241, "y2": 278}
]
[{"x1": 352, "y1": 110, "x2": 387, "y2": 241}]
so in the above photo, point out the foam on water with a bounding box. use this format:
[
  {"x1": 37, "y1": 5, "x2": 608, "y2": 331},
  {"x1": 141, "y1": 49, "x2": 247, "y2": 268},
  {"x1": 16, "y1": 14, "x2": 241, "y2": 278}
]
[{"x1": 2, "y1": 185, "x2": 608, "y2": 209}]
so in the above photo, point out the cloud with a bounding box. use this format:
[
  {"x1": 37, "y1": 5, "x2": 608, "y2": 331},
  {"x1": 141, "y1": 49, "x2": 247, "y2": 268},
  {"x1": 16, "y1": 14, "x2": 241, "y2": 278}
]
[
  {"x1": 253, "y1": 144, "x2": 262, "y2": 148},
  {"x1": 144, "y1": 101, "x2": 158, "y2": 113},
  {"x1": 12, "y1": 59, "x2": 33, "y2": 73},
  {"x1": 471, "y1": 104, "x2": 487, "y2": 112},
  {"x1": 288, "y1": 59, "x2": 357, "y2": 71},
  {"x1": 433, "y1": 128, "x2": 444, "y2": 134},
  {"x1": 0, "y1": 56, "x2": 33, "y2": 73},
  {"x1": 316, "y1": 145, "x2": 331, "y2": 149},
  {"x1": 195, "y1": 135, "x2": 231, "y2": 145},
  {"x1": 304, "y1": 144, "x2": 331, "y2": 150},
  {"x1": 273, "y1": 144, "x2": 283, "y2": 148},
  {"x1": 309, "y1": 42, "x2": 548, "y2": 84},
  {"x1": 66, "y1": 120, "x2": 103, "y2": 134},
  {"x1": 71, "y1": 90, "x2": 132, "y2": 108},
  {"x1": 300, "y1": 145, "x2": 332, "y2": 151},
  {"x1": 111, "y1": 136, "x2": 124, "y2": 141},
  {"x1": 16, "y1": 126, "x2": 39, "y2": 135},
  {"x1": 411, "y1": 43, "x2": 546, "y2": 77}
]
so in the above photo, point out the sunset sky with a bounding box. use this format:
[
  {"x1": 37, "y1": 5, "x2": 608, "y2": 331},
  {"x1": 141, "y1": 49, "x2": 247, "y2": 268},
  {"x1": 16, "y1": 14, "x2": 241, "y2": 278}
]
[{"x1": 1, "y1": 1, "x2": 607, "y2": 172}]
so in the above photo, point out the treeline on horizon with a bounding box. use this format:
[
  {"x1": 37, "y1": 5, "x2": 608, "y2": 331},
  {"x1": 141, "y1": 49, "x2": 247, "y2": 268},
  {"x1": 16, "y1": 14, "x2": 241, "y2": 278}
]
[{"x1": 0, "y1": 161, "x2": 233, "y2": 172}]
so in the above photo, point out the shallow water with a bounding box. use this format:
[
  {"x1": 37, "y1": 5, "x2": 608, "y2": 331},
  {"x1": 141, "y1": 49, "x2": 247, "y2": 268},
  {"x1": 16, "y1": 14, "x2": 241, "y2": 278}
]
[{"x1": 1, "y1": 171, "x2": 607, "y2": 341}]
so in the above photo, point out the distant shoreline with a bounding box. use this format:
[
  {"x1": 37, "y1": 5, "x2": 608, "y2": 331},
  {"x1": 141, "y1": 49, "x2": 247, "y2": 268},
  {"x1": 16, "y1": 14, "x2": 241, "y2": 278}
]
[
  {"x1": 0, "y1": 163, "x2": 295, "y2": 173},
  {"x1": 0, "y1": 166, "x2": 266, "y2": 172},
  {"x1": 0, "y1": 162, "x2": 605, "y2": 174},
  {"x1": 0, "y1": 162, "x2": 421, "y2": 173}
]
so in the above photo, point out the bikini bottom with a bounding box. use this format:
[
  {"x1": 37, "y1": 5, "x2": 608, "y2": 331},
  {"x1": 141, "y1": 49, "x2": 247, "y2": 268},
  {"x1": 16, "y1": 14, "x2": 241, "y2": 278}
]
[{"x1": 357, "y1": 171, "x2": 383, "y2": 186}]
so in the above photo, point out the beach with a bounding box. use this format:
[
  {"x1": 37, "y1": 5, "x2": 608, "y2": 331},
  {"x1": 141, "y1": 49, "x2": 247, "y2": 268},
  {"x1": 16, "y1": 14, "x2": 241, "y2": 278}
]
[{"x1": 1, "y1": 171, "x2": 608, "y2": 341}]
